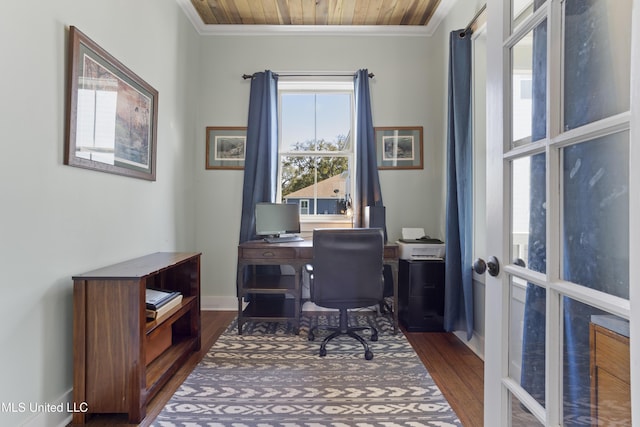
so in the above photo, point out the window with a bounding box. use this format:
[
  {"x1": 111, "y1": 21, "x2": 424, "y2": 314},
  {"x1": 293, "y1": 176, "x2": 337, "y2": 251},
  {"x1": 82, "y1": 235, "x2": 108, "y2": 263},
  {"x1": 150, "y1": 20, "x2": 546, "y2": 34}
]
[{"x1": 278, "y1": 81, "x2": 354, "y2": 218}]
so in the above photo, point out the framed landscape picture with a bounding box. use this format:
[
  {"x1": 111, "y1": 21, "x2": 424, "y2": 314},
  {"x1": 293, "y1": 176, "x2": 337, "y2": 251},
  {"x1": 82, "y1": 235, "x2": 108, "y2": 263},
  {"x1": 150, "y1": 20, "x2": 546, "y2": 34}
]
[
  {"x1": 374, "y1": 126, "x2": 423, "y2": 170},
  {"x1": 206, "y1": 127, "x2": 246, "y2": 170},
  {"x1": 64, "y1": 26, "x2": 158, "y2": 181}
]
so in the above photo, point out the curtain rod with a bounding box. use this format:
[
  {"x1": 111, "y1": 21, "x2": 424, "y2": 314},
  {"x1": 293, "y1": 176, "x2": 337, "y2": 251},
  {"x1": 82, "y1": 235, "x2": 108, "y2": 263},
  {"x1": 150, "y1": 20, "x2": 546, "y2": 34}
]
[
  {"x1": 459, "y1": 4, "x2": 487, "y2": 38},
  {"x1": 242, "y1": 72, "x2": 374, "y2": 80}
]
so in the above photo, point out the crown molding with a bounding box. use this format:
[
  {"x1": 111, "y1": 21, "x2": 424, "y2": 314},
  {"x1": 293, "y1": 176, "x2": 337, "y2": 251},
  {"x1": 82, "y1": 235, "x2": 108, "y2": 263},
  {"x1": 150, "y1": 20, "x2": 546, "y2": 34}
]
[{"x1": 176, "y1": 0, "x2": 457, "y2": 37}]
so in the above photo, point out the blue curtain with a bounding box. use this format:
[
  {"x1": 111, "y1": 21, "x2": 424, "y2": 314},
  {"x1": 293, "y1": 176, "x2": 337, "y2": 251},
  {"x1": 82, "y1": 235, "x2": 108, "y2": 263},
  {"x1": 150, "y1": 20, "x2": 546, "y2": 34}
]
[
  {"x1": 443, "y1": 30, "x2": 473, "y2": 339},
  {"x1": 353, "y1": 69, "x2": 385, "y2": 237},
  {"x1": 238, "y1": 71, "x2": 279, "y2": 244}
]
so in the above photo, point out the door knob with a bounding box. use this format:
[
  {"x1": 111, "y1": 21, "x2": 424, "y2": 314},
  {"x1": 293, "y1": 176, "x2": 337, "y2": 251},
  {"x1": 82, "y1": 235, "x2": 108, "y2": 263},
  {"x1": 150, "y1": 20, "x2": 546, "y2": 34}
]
[
  {"x1": 473, "y1": 256, "x2": 500, "y2": 277},
  {"x1": 513, "y1": 258, "x2": 526, "y2": 268}
]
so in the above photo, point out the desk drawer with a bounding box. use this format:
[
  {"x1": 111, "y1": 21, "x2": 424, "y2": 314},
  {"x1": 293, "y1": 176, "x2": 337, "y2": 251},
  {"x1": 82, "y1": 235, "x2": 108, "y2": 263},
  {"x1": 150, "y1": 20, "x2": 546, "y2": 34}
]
[{"x1": 241, "y1": 247, "x2": 297, "y2": 260}]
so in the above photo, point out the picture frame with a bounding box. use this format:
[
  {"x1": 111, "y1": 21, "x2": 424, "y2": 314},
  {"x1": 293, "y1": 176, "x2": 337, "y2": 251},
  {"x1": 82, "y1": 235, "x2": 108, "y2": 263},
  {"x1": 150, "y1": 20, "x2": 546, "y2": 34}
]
[
  {"x1": 64, "y1": 26, "x2": 159, "y2": 181},
  {"x1": 374, "y1": 126, "x2": 424, "y2": 170},
  {"x1": 206, "y1": 127, "x2": 247, "y2": 170}
]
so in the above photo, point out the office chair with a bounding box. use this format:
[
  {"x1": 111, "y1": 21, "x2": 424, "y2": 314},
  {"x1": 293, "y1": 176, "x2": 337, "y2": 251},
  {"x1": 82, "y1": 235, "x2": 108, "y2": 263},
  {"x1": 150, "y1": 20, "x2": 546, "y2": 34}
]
[{"x1": 306, "y1": 228, "x2": 385, "y2": 360}]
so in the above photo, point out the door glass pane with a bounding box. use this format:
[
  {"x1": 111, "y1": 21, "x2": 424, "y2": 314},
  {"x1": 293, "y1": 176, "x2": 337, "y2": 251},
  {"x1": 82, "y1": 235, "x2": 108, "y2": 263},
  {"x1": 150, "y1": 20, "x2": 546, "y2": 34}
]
[
  {"x1": 512, "y1": 0, "x2": 545, "y2": 30},
  {"x1": 512, "y1": 20, "x2": 547, "y2": 147},
  {"x1": 511, "y1": 391, "x2": 544, "y2": 426},
  {"x1": 510, "y1": 277, "x2": 545, "y2": 408},
  {"x1": 512, "y1": 154, "x2": 546, "y2": 273},
  {"x1": 561, "y1": 132, "x2": 629, "y2": 298},
  {"x1": 563, "y1": 0, "x2": 632, "y2": 131},
  {"x1": 562, "y1": 297, "x2": 631, "y2": 425}
]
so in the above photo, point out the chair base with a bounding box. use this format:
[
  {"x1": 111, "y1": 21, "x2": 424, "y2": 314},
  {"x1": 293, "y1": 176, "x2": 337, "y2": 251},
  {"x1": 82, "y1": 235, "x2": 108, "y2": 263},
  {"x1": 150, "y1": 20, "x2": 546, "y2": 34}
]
[{"x1": 308, "y1": 309, "x2": 378, "y2": 360}]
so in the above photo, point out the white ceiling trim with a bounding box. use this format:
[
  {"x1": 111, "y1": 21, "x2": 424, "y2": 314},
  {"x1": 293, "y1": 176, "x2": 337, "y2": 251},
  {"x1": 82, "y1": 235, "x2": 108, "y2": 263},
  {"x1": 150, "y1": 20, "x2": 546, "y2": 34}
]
[{"x1": 176, "y1": 0, "x2": 457, "y2": 37}]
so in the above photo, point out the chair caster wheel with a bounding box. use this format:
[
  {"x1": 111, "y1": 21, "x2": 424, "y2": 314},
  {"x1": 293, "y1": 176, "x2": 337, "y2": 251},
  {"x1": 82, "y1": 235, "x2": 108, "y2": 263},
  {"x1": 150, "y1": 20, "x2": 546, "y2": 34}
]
[
  {"x1": 319, "y1": 348, "x2": 327, "y2": 357},
  {"x1": 365, "y1": 350, "x2": 374, "y2": 360},
  {"x1": 371, "y1": 333, "x2": 378, "y2": 341}
]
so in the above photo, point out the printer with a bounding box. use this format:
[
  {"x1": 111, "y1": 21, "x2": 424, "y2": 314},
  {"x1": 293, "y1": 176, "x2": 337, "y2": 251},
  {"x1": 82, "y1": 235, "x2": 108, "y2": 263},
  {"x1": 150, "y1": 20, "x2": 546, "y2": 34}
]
[{"x1": 396, "y1": 228, "x2": 445, "y2": 260}]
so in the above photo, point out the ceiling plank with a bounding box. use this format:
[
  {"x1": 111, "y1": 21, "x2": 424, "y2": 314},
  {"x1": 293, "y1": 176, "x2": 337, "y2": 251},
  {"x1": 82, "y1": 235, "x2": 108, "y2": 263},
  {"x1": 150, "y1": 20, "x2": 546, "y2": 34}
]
[
  {"x1": 301, "y1": 0, "x2": 316, "y2": 25},
  {"x1": 338, "y1": 0, "x2": 356, "y2": 25},
  {"x1": 289, "y1": 0, "x2": 304, "y2": 25},
  {"x1": 417, "y1": 0, "x2": 441, "y2": 26},
  {"x1": 275, "y1": 0, "x2": 292, "y2": 24},
  {"x1": 262, "y1": 0, "x2": 282, "y2": 24},
  {"x1": 206, "y1": 0, "x2": 230, "y2": 23},
  {"x1": 190, "y1": 0, "x2": 220, "y2": 24},
  {"x1": 400, "y1": 0, "x2": 419, "y2": 25},
  {"x1": 234, "y1": 0, "x2": 256, "y2": 24},
  {"x1": 352, "y1": 0, "x2": 369, "y2": 25},
  {"x1": 362, "y1": 0, "x2": 383, "y2": 25},
  {"x1": 316, "y1": 0, "x2": 329, "y2": 24}
]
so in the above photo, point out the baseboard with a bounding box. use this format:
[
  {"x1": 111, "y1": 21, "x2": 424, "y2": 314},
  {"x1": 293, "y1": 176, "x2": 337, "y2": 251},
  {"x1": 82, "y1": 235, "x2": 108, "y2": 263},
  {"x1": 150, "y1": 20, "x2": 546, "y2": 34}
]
[
  {"x1": 452, "y1": 330, "x2": 485, "y2": 361},
  {"x1": 201, "y1": 295, "x2": 237, "y2": 310},
  {"x1": 15, "y1": 388, "x2": 74, "y2": 427}
]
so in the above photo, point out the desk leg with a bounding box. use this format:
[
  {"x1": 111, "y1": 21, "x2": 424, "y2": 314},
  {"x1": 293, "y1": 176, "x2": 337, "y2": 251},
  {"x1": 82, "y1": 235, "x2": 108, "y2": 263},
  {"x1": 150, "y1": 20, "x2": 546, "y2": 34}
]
[
  {"x1": 293, "y1": 266, "x2": 301, "y2": 335},
  {"x1": 390, "y1": 260, "x2": 399, "y2": 334},
  {"x1": 237, "y1": 264, "x2": 244, "y2": 335}
]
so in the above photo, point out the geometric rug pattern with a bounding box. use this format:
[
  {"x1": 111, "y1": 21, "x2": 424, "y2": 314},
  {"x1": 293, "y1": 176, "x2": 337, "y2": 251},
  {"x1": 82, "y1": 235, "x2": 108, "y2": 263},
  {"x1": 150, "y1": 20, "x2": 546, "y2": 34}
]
[{"x1": 152, "y1": 311, "x2": 461, "y2": 426}]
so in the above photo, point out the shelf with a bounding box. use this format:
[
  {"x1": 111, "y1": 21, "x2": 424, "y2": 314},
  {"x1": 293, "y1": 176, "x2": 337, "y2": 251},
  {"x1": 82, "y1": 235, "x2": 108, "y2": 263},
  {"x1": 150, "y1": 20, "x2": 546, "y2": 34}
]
[
  {"x1": 146, "y1": 335, "x2": 198, "y2": 398},
  {"x1": 242, "y1": 297, "x2": 296, "y2": 319},
  {"x1": 241, "y1": 274, "x2": 297, "y2": 293},
  {"x1": 146, "y1": 296, "x2": 197, "y2": 334}
]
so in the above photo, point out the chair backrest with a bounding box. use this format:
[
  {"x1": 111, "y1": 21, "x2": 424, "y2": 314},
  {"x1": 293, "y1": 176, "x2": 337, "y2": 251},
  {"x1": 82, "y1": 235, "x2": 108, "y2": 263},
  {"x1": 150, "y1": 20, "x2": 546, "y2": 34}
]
[{"x1": 310, "y1": 228, "x2": 385, "y2": 309}]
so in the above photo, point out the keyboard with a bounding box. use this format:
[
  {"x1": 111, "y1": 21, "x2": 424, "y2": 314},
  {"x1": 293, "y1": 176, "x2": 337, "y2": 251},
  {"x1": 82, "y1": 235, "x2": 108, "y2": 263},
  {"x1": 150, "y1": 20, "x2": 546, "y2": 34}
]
[{"x1": 264, "y1": 236, "x2": 304, "y2": 243}]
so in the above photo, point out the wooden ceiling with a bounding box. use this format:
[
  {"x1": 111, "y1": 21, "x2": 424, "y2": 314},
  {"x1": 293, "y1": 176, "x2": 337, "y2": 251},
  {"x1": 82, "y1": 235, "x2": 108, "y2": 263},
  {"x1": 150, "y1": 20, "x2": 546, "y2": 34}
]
[{"x1": 189, "y1": 0, "x2": 444, "y2": 26}]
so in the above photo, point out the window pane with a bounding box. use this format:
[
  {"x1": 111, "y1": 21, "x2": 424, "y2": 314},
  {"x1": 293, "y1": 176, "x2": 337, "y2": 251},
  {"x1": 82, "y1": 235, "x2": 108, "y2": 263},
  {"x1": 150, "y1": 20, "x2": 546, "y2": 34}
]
[
  {"x1": 512, "y1": 0, "x2": 544, "y2": 32},
  {"x1": 561, "y1": 132, "x2": 629, "y2": 298},
  {"x1": 512, "y1": 154, "x2": 546, "y2": 274},
  {"x1": 280, "y1": 93, "x2": 352, "y2": 152},
  {"x1": 511, "y1": 20, "x2": 547, "y2": 146},
  {"x1": 511, "y1": 277, "x2": 546, "y2": 408},
  {"x1": 511, "y1": 391, "x2": 544, "y2": 426},
  {"x1": 281, "y1": 94, "x2": 317, "y2": 151},
  {"x1": 563, "y1": 0, "x2": 631, "y2": 131},
  {"x1": 281, "y1": 156, "x2": 350, "y2": 215},
  {"x1": 562, "y1": 298, "x2": 630, "y2": 425},
  {"x1": 315, "y1": 94, "x2": 352, "y2": 150}
]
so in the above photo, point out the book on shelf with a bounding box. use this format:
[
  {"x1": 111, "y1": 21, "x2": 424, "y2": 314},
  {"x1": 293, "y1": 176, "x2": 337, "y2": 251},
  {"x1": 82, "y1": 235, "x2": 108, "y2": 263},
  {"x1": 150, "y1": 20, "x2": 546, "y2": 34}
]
[
  {"x1": 146, "y1": 288, "x2": 181, "y2": 310},
  {"x1": 146, "y1": 294, "x2": 183, "y2": 320}
]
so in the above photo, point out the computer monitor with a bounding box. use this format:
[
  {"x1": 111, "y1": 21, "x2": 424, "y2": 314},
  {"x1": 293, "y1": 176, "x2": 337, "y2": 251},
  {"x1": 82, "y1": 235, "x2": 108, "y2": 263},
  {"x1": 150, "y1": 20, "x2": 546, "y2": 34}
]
[{"x1": 255, "y1": 202, "x2": 300, "y2": 237}]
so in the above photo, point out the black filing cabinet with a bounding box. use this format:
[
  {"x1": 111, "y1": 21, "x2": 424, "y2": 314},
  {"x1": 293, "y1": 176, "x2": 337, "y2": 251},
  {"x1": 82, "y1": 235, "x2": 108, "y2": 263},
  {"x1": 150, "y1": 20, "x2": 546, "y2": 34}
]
[{"x1": 398, "y1": 259, "x2": 445, "y2": 332}]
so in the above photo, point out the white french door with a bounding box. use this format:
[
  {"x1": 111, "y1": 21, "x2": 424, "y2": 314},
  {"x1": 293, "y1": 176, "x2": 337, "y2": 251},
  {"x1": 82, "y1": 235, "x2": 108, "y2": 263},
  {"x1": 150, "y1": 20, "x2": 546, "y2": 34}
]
[{"x1": 483, "y1": 0, "x2": 638, "y2": 425}]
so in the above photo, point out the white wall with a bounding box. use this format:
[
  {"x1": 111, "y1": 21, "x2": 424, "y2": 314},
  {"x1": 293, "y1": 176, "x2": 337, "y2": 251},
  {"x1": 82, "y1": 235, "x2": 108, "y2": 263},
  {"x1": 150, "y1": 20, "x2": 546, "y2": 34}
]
[
  {"x1": 194, "y1": 34, "x2": 448, "y2": 308},
  {"x1": 0, "y1": 1, "x2": 199, "y2": 425}
]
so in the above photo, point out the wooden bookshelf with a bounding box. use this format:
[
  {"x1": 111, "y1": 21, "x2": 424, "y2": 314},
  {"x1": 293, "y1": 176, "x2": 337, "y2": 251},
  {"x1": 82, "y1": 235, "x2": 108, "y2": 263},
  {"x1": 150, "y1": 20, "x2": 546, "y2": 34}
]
[{"x1": 72, "y1": 252, "x2": 201, "y2": 424}]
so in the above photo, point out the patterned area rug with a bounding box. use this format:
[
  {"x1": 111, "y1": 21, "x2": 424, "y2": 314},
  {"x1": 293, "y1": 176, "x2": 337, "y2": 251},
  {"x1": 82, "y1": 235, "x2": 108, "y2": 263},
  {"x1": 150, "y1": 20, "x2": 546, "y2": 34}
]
[{"x1": 152, "y1": 312, "x2": 461, "y2": 426}]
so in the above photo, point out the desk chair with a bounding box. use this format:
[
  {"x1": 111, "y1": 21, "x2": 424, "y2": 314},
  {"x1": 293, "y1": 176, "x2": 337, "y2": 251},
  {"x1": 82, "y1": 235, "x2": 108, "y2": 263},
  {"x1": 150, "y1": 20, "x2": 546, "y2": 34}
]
[{"x1": 307, "y1": 228, "x2": 385, "y2": 360}]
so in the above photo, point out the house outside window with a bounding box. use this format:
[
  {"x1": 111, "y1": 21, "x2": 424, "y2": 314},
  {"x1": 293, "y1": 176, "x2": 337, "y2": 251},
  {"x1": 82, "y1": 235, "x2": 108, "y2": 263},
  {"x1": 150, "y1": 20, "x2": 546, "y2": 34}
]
[{"x1": 278, "y1": 80, "x2": 354, "y2": 219}]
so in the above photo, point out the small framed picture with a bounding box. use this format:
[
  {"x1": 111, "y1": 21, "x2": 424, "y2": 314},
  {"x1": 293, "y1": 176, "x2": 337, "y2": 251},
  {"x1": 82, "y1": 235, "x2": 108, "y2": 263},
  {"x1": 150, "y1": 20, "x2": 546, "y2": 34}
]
[
  {"x1": 206, "y1": 127, "x2": 246, "y2": 170},
  {"x1": 374, "y1": 127, "x2": 423, "y2": 170}
]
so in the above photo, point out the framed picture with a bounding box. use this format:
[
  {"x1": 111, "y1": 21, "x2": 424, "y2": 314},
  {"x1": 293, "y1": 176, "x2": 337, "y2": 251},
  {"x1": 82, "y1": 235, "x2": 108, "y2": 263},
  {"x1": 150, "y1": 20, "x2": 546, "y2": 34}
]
[
  {"x1": 374, "y1": 127, "x2": 424, "y2": 170},
  {"x1": 206, "y1": 127, "x2": 247, "y2": 170},
  {"x1": 64, "y1": 26, "x2": 158, "y2": 181}
]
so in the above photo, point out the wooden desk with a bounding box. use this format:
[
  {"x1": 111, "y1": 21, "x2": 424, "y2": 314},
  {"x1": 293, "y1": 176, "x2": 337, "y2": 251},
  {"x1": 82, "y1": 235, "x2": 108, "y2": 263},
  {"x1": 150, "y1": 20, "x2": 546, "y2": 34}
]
[{"x1": 237, "y1": 239, "x2": 399, "y2": 335}]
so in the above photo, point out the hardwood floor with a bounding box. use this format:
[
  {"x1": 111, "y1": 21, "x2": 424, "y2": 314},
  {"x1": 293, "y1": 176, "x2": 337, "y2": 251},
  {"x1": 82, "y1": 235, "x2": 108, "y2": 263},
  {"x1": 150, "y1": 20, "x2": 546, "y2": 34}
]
[{"x1": 71, "y1": 311, "x2": 484, "y2": 426}]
